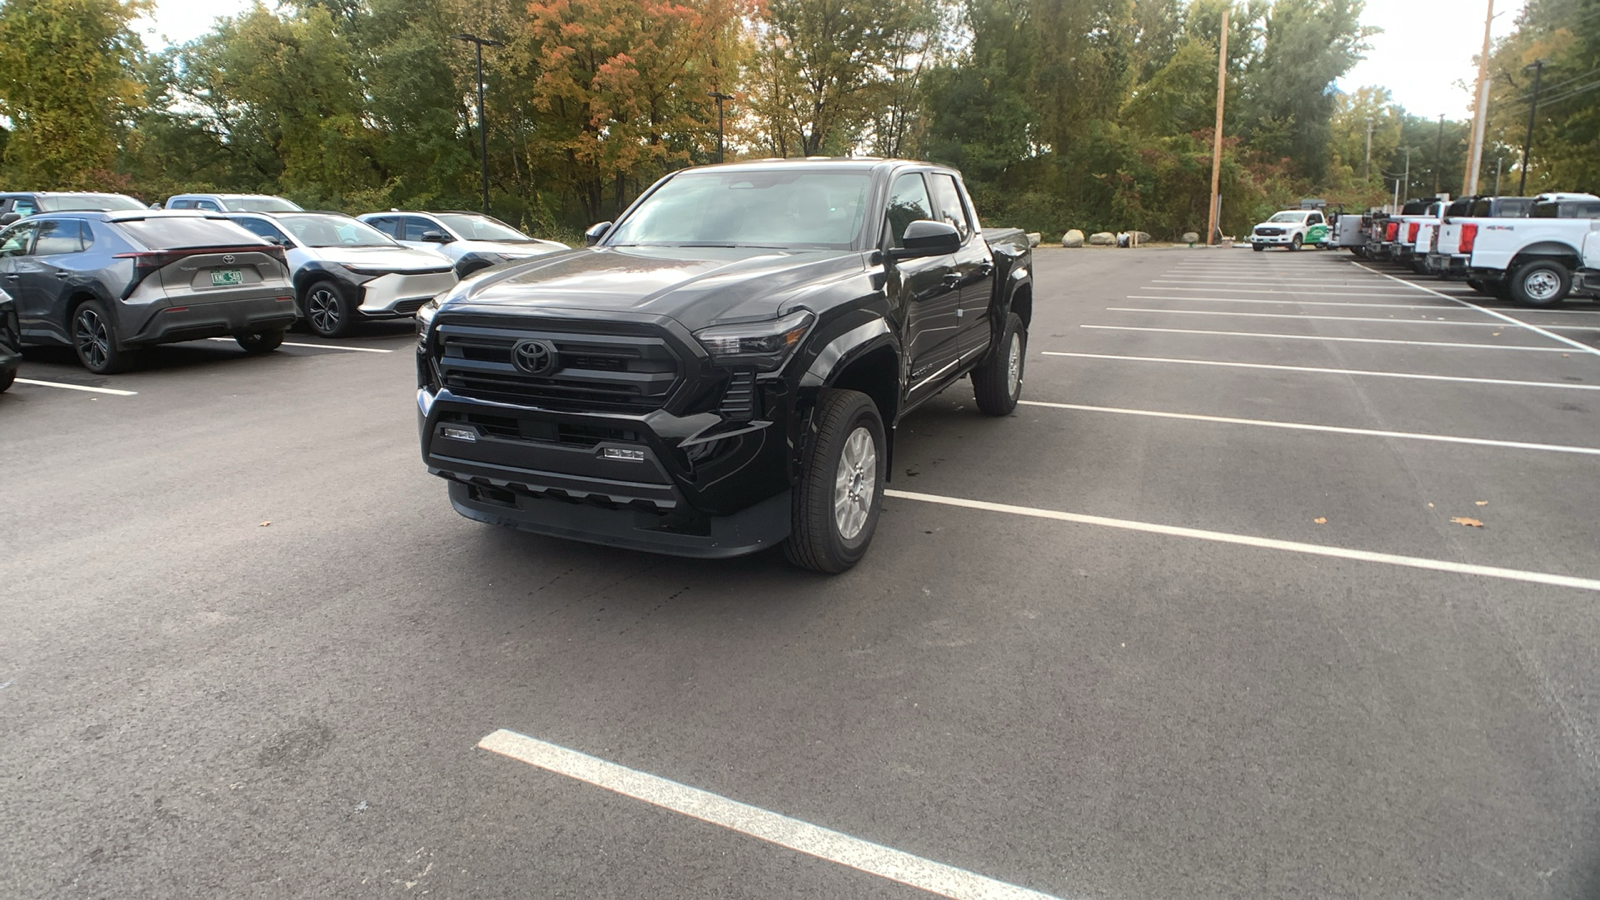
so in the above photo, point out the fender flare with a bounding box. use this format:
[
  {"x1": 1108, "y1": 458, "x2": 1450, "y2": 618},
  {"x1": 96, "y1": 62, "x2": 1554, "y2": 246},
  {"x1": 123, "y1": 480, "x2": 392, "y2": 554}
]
[{"x1": 798, "y1": 318, "x2": 895, "y2": 392}]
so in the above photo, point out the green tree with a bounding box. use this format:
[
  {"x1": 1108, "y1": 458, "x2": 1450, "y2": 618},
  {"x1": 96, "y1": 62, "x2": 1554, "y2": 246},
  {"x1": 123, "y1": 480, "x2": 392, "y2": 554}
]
[{"x1": 0, "y1": 0, "x2": 147, "y2": 188}]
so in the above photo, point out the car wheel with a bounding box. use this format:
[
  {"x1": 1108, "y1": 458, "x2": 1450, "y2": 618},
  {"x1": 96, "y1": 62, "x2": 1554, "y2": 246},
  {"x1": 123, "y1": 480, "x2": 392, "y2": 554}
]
[
  {"x1": 783, "y1": 389, "x2": 885, "y2": 574},
  {"x1": 1252, "y1": 243, "x2": 1265, "y2": 252},
  {"x1": 1290, "y1": 234, "x2": 1303, "y2": 251},
  {"x1": 72, "y1": 298, "x2": 133, "y2": 374},
  {"x1": 236, "y1": 328, "x2": 286, "y2": 354},
  {"x1": 1466, "y1": 278, "x2": 1488, "y2": 294},
  {"x1": 972, "y1": 312, "x2": 1025, "y2": 416},
  {"x1": 1411, "y1": 258, "x2": 1429, "y2": 275},
  {"x1": 0, "y1": 368, "x2": 13, "y2": 393},
  {"x1": 303, "y1": 279, "x2": 355, "y2": 338},
  {"x1": 1508, "y1": 260, "x2": 1572, "y2": 307}
]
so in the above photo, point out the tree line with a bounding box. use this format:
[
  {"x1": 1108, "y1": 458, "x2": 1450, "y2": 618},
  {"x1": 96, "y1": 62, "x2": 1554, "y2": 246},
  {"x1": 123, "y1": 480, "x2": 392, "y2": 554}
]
[{"x1": 0, "y1": 0, "x2": 1583, "y2": 241}]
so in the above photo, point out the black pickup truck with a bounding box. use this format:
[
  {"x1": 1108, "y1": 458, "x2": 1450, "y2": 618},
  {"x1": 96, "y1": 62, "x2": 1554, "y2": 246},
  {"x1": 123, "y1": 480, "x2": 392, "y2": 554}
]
[{"x1": 415, "y1": 159, "x2": 1034, "y2": 572}]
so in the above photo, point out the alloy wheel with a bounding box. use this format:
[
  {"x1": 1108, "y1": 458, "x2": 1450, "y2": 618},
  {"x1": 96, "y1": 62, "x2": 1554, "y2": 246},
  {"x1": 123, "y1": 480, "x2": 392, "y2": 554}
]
[
  {"x1": 833, "y1": 426, "x2": 877, "y2": 541},
  {"x1": 308, "y1": 288, "x2": 341, "y2": 334},
  {"x1": 75, "y1": 307, "x2": 110, "y2": 370}
]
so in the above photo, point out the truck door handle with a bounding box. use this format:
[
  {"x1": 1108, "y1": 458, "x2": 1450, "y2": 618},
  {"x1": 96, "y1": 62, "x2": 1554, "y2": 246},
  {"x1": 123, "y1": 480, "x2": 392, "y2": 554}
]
[
  {"x1": 942, "y1": 273, "x2": 961, "y2": 288},
  {"x1": 3, "y1": 273, "x2": 17, "y2": 280},
  {"x1": 976, "y1": 262, "x2": 994, "y2": 277},
  {"x1": 54, "y1": 271, "x2": 69, "y2": 279}
]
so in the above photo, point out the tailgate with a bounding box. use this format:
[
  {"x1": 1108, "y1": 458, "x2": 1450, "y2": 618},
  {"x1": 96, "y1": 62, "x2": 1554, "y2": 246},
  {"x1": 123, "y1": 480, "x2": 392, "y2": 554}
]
[{"x1": 158, "y1": 248, "x2": 288, "y2": 300}]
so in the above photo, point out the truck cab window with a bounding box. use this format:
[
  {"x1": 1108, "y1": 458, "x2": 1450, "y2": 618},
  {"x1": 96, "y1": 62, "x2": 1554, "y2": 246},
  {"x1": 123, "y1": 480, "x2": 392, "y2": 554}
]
[
  {"x1": 928, "y1": 174, "x2": 972, "y2": 241},
  {"x1": 886, "y1": 174, "x2": 934, "y2": 248}
]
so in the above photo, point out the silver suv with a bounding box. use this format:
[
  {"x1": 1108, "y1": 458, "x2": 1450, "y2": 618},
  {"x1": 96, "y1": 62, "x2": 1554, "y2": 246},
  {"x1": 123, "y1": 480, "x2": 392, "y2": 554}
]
[{"x1": 357, "y1": 211, "x2": 567, "y2": 277}]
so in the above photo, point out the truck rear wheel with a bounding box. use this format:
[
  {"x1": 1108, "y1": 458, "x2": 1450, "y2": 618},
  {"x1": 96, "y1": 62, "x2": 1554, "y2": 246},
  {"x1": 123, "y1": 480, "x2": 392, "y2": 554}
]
[
  {"x1": 1508, "y1": 260, "x2": 1572, "y2": 307},
  {"x1": 784, "y1": 389, "x2": 885, "y2": 574},
  {"x1": 972, "y1": 313, "x2": 1025, "y2": 416}
]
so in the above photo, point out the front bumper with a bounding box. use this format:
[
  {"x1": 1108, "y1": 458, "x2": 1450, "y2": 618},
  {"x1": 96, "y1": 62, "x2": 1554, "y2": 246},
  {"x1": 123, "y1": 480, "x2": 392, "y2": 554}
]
[
  {"x1": 359, "y1": 271, "x2": 457, "y2": 318},
  {"x1": 1249, "y1": 233, "x2": 1295, "y2": 245}
]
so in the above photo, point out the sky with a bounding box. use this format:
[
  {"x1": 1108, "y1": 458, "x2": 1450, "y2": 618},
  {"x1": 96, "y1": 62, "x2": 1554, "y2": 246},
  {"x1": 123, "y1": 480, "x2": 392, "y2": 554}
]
[{"x1": 136, "y1": 0, "x2": 1526, "y2": 123}]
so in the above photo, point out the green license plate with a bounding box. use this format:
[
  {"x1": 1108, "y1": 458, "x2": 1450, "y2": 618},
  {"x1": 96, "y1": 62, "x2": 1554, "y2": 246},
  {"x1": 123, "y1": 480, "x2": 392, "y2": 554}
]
[{"x1": 211, "y1": 269, "x2": 243, "y2": 286}]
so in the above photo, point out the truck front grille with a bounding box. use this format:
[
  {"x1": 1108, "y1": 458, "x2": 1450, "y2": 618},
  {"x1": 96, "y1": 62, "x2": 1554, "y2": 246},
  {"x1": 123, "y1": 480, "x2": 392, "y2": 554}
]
[{"x1": 435, "y1": 322, "x2": 683, "y2": 413}]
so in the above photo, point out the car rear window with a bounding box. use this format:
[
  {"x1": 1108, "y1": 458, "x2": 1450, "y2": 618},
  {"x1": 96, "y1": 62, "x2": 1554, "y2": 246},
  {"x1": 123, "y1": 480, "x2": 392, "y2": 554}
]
[
  {"x1": 113, "y1": 217, "x2": 268, "y2": 249},
  {"x1": 38, "y1": 193, "x2": 147, "y2": 211}
]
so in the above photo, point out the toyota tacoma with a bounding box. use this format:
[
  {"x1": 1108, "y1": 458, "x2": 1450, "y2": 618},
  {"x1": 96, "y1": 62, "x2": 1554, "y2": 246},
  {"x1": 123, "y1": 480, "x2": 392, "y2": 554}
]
[{"x1": 415, "y1": 158, "x2": 1034, "y2": 572}]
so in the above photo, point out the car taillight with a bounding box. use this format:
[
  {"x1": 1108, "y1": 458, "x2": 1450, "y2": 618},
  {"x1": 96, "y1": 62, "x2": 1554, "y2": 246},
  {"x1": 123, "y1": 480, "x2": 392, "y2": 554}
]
[
  {"x1": 1408, "y1": 223, "x2": 1420, "y2": 242},
  {"x1": 1460, "y1": 223, "x2": 1478, "y2": 254},
  {"x1": 1385, "y1": 222, "x2": 1399, "y2": 241},
  {"x1": 113, "y1": 251, "x2": 177, "y2": 294}
]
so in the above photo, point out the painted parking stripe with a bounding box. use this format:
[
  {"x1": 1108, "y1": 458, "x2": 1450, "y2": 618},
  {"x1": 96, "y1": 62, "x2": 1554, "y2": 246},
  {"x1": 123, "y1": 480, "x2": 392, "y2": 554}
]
[
  {"x1": 14, "y1": 378, "x2": 137, "y2": 396},
  {"x1": 1353, "y1": 261, "x2": 1600, "y2": 358},
  {"x1": 1128, "y1": 296, "x2": 1459, "y2": 310},
  {"x1": 886, "y1": 489, "x2": 1600, "y2": 594},
  {"x1": 1041, "y1": 351, "x2": 1600, "y2": 391},
  {"x1": 203, "y1": 337, "x2": 393, "y2": 354},
  {"x1": 1081, "y1": 324, "x2": 1567, "y2": 352},
  {"x1": 1154, "y1": 286, "x2": 1444, "y2": 297},
  {"x1": 1107, "y1": 308, "x2": 1503, "y2": 326},
  {"x1": 478, "y1": 729, "x2": 1069, "y2": 900},
  {"x1": 1019, "y1": 400, "x2": 1600, "y2": 456}
]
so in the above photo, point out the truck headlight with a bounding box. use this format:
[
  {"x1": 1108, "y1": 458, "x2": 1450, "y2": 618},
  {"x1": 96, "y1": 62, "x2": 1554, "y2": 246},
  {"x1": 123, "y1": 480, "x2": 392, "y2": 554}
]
[
  {"x1": 416, "y1": 295, "x2": 442, "y2": 350},
  {"x1": 694, "y1": 310, "x2": 813, "y2": 372}
]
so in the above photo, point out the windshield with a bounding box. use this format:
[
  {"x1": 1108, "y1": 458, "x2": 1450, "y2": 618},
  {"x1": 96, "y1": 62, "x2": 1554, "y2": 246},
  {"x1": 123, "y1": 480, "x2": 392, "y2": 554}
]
[
  {"x1": 1268, "y1": 212, "x2": 1306, "y2": 223},
  {"x1": 606, "y1": 170, "x2": 873, "y2": 250},
  {"x1": 277, "y1": 214, "x2": 397, "y2": 248},
  {"x1": 436, "y1": 214, "x2": 530, "y2": 242},
  {"x1": 227, "y1": 196, "x2": 301, "y2": 212},
  {"x1": 38, "y1": 193, "x2": 146, "y2": 212}
]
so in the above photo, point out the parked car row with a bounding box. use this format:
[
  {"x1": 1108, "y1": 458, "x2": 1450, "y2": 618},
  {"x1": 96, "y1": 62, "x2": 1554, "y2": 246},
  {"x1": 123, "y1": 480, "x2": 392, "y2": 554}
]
[
  {"x1": 0, "y1": 191, "x2": 570, "y2": 373},
  {"x1": 1337, "y1": 191, "x2": 1600, "y2": 307}
]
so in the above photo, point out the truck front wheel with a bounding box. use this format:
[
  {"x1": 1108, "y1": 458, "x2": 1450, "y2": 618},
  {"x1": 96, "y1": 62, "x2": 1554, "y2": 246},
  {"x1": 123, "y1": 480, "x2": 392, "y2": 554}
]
[
  {"x1": 1508, "y1": 260, "x2": 1572, "y2": 307},
  {"x1": 972, "y1": 313, "x2": 1026, "y2": 416},
  {"x1": 1290, "y1": 234, "x2": 1303, "y2": 251},
  {"x1": 784, "y1": 389, "x2": 886, "y2": 574}
]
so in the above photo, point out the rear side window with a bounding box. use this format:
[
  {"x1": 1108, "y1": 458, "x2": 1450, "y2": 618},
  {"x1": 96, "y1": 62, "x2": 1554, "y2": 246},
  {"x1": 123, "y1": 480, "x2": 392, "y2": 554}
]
[
  {"x1": 1449, "y1": 199, "x2": 1475, "y2": 217},
  {"x1": 886, "y1": 173, "x2": 934, "y2": 248},
  {"x1": 32, "y1": 219, "x2": 84, "y2": 255},
  {"x1": 114, "y1": 217, "x2": 266, "y2": 249},
  {"x1": 927, "y1": 174, "x2": 973, "y2": 241},
  {"x1": 403, "y1": 217, "x2": 437, "y2": 241},
  {"x1": 1499, "y1": 199, "x2": 1534, "y2": 217},
  {"x1": 169, "y1": 199, "x2": 195, "y2": 209},
  {"x1": 12, "y1": 198, "x2": 37, "y2": 217},
  {"x1": 366, "y1": 217, "x2": 399, "y2": 237},
  {"x1": 231, "y1": 217, "x2": 291, "y2": 244}
]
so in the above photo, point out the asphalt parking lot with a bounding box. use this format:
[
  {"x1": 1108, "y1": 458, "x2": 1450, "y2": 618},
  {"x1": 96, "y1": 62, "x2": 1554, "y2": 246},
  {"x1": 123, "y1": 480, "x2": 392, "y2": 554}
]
[{"x1": 4, "y1": 247, "x2": 1599, "y2": 898}]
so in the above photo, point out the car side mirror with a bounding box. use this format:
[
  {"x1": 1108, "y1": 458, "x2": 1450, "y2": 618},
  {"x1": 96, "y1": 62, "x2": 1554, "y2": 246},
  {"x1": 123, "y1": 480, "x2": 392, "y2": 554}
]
[
  {"x1": 885, "y1": 220, "x2": 960, "y2": 261},
  {"x1": 0, "y1": 213, "x2": 18, "y2": 226},
  {"x1": 584, "y1": 221, "x2": 613, "y2": 246},
  {"x1": 420, "y1": 230, "x2": 453, "y2": 244}
]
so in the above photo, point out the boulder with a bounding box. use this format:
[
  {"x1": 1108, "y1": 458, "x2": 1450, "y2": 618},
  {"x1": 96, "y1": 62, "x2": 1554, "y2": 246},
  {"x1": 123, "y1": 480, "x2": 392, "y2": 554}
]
[
  {"x1": 1088, "y1": 231, "x2": 1116, "y2": 246},
  {"x1": 1061, "y1": 229, "x2": 1085, "y2": 248},
  {"x1": 1181, "y1": 231, "x2": 1200, "y2": 244},
  {"x1": 1131, "y1": 231, "x2": 1153, "y2": 245}
]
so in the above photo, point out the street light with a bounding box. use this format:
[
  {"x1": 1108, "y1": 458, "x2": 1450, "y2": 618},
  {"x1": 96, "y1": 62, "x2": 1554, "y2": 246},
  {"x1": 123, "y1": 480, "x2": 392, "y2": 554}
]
[
  {"x1": 453, "y1": 32, "x2": 504, "y2": 214},
  {"x1": 707, "y1": 91, "x2": 733, "y2": 164},
  {"x1": 1519, "y1": 58, "x2": 1547, "y2": 196}
]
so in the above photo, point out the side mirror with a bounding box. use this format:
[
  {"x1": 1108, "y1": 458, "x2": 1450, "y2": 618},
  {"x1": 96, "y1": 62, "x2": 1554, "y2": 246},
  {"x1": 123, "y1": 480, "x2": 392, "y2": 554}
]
[
  {"x1": 420, "y1": 230, "x2": 453, "y2": 244},
  {"x1": 584, "y1": 221, "x2": 613, "y2": 246},
  {"x1": 885, "y1": 220, "x2": 960, "y2": 261},
  {"x1": 0, "y1": 213, "x2": 18, "y2": 226}
]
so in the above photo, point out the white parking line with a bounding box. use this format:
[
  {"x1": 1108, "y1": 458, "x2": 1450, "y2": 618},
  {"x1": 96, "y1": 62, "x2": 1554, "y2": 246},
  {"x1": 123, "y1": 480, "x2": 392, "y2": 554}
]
[
  {"x1": 14, "y1": 378, "x2": 137, "y2": 396},
  {"x1": 1019, "y1": 400, "x2": 1600, "y2": 456},
  {"x1": 1081, "y1": 324, "x2": 1567, "y2": 352},
  {"x1": 202, "y1": 336, "x2": 395, "y2": 354},
  {"x1": 886, "y1": 489, "x2": 1600, "y2": 594},
  {"x1": 1353, "y1": 262, "x2": 1600, "y2": 358},
  {"x1": 1128, "y1": 296, "x2": 1457, "y2": 310},
  {"x1": 1107, "y1": 308, "x2": 1503, "y2": 326},
  {"x1": 478, "y1": 729, "x2": 1069, "y2": 900},
  {"x1": 1153, "y1": 286, "x2": 1435, "y2": 297},
  {"x1": 1041, "y1": 351, "x2": 1600, "y2": 390}
]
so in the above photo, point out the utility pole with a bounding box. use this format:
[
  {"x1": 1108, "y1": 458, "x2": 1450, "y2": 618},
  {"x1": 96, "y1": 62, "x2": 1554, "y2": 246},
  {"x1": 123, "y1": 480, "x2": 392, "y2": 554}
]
[
  {"x1": 1403, "y1": 148, "x2": 1412, "y2": 205},
  {"x1": 1494, "y1": 156, "x2": 1504, "y2": 195},
  {"x1": 453, "y1": 33, "x2": 504, "y2": 215},
  {"x1": 707, "y1": 91, "x2": 733, "y2": 163},
  {"x1": 1519, "y1": 58, "x2": 1546, "y2": 195},
  {"x1": 1433, "y1": 114, "x2": 1446, "y2": 194},
  {"x1": 1206, "y1": 4, "x2": 1230, "y2": 246},
  {"x1": 1464, "y1": 0, "x2": 1494, "y2": 195},
  {"x1": 1364, "y1": 117, "x2": 1374, "y2": 181}
]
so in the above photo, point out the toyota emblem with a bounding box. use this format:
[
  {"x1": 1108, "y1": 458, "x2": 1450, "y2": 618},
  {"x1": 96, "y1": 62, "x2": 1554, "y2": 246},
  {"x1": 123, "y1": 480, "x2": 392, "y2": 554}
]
[
  {"x1": 511, "y1": 339, "x2": 559, "y2": 376},
  {"x1": 222, "y1": 254, "x2": 235, "y2": 264}
]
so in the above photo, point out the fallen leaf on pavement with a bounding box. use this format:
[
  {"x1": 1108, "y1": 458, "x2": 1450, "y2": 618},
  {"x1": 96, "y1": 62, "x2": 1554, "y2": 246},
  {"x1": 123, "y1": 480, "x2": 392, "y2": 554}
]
[
  {"x1": 1475, "y1": 500, "x2": 1488, "y2": 506},
  {"x1": 1314, "y1": 517, "x2": 1327, "y2": 524},
  {"x1": 1451, "y1": 517, "x2": 1484, "y2": 528},
  {"x1": 1427, "y1": 502, "x2": 1434, "y2": 508},
  {"x1": 259, "y1": 521, "x2": 271, "y2": 527}
]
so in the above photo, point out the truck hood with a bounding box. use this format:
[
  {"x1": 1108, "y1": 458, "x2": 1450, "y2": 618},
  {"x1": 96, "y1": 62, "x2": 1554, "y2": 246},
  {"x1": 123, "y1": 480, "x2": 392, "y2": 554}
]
[{"x1": 440, "y1": 246, "x2": 867, "y2": 331}]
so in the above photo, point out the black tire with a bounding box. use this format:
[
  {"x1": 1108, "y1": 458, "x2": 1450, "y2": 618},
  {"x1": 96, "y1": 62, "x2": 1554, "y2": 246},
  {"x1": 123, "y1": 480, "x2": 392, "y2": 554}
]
[
  {"x1": 0, "y1": 368, "x2": 13, "y2": 393},
  {"x1": 1411, "y1": 258, "x2": 1429, "y2": 275},
  {"x1": 235, "y1": 328, "x2": 285, "y2": 354},
  {"x1": 1289, "y1": 234, "x2": 1303, "y2": 251},
  {"x1": 1466, "y1": 278, "x2": 1488, "y2": 294},
  {"x1": 72, "y1": 298, "x2": 133, "y2": 374},
  {"x1": 1508, "y1": 260, "x2": 1572, "y2": 307},
  {"x1": 783, "y1": 389, "x2": 886, "y2": 574},
  {"x1": 303, "y1": 278, "x2": 355, "y2": 337},
  {"x1": 1252, "y1": 243, "x2": 1265, "y2": 252},
  {"x1": 972, "y1": 312, "x2": 1025, "y2": 416}
]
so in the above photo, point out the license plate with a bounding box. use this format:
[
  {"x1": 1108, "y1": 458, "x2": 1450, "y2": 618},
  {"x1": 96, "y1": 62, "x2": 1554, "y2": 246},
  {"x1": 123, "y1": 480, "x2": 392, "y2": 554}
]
[{"x1": 211, "y1": 269, "x2": 243, "y2": 286}]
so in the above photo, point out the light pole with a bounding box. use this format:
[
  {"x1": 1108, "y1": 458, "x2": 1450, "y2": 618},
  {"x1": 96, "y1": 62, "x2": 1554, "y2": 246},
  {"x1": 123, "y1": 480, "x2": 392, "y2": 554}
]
[
  {"x1": 454, "y1": 33, "x2": 504, "y2": 214},
  {"x1": 1519, "y1": 59, "x2": 1546, "y2": 195},
  {"x1": 707, "y1": 91, "x2": 733, "y2": 163}
]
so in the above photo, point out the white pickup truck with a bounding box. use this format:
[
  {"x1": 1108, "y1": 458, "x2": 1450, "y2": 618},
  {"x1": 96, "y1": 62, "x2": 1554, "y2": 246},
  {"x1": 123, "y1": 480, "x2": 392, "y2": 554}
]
[
  {"x1": 1429, "y1": 196, "x2": 1536, "y2": 280},
  {"x1": 1465, "y1": 193, "x2": 1600, "y2": 306}
]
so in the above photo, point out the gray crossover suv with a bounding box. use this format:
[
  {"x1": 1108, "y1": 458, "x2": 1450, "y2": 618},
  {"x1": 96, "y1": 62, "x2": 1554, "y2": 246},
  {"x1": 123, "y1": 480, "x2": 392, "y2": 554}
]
[{"x1": 0, "y1": 211, "x2": 296, "y2": 373}]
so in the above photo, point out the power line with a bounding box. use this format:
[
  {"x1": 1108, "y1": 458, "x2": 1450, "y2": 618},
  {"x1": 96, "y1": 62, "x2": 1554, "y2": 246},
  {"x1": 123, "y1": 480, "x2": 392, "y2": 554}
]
[{"x1": 1536, "y1": 77, "x2": 1600, "y2": 107}]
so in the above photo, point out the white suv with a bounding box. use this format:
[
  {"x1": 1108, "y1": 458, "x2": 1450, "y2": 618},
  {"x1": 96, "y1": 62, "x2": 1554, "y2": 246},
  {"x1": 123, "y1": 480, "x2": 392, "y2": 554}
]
[{"x1": 357, "y1": 211, "x2": 568, "y2": 277}]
